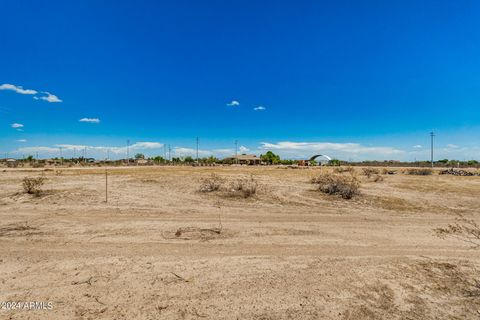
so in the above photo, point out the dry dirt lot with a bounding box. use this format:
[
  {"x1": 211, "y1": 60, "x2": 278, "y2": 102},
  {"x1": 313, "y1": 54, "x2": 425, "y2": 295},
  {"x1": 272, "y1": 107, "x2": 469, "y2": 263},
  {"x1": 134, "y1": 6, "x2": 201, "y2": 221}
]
[{"x1": 0, "y1": 166, "x2": 479, "y2": 319}]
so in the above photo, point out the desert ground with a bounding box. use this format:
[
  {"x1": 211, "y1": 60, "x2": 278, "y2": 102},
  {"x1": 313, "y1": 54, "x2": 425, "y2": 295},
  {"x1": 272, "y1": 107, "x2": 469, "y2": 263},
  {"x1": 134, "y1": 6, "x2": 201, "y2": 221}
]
[{"x1": 0, "y1": 166, "x2": 479, "y2": 319}]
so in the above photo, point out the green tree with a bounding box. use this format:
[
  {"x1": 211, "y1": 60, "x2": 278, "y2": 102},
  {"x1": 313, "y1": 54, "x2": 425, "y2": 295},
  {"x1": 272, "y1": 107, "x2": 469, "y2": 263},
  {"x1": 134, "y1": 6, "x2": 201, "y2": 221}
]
[
  {"x1": 135, "y1": 153, "x2": 145, "y2": 159},
  {"x1": 184, "y1": 156, "x2": 194, "y2": 163},
  {"x1": 152, "y1": 156, "x2": 165, "y2": 164},
  {"x1": 260, "y1": 151, "x2": 281, "y2": 164},
  {"x1": 205, "y1": 156, "x2": 218, "y2": 164},
  {"x1": 328, "y1": 159, "x2": 341, "y2": 166}
]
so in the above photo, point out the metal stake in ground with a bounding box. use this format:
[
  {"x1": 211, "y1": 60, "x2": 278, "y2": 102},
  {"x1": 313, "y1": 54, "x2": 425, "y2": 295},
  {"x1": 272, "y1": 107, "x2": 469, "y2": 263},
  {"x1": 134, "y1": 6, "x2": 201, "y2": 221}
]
[
  {"x1": 105, "y1": 168, "x2": 108, "y2": 203},
  {"x1": 430, "y1": 131, "x2": 435, "y2": 168}
]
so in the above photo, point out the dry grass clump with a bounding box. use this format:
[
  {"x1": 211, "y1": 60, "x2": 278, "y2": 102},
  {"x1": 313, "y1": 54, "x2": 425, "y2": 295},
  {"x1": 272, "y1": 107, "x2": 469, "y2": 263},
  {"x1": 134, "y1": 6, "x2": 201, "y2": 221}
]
[
  {"x1": 435, "y1": 213, "x2": 480, "y2": 248},
  {"x1": 371, "y1": 174, "x2": 384, "y2": 182},
  {"x1": 334, "y1": 166, "x2": 355, "y2": 174},
  {"x1": 199, "y1": 173, "x2": 223, "y2": 192},
  {"x1": 227, "y1": 176, "x2": 258, "y2": 198},
  {"x1": 362, "y1": 168, "x2": 379, "y2": 178},
  {"x1": 406, "y1": 168, "x2": 433, "y2": 175},
  {"x1": 198, "y1": 174, "x2": 258, "y2": 198},
  {"x1": 381, "y1": 168, "x2": 397, "y2": 175},
  {"x1": 22, "y1": 176, "x2": 46, "y2": 196},
  {"x1": 311, "y1": 172, "x2": 360, "y2": 199}
]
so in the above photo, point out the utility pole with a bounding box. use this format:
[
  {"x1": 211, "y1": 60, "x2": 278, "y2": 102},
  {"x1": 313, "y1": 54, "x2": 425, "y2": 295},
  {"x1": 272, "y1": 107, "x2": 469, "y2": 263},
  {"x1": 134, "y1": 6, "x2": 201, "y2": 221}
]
[
  {"x1": 105, "y1": 168, "x2": 108, "y2": 203},
  {"x1": 234, "y1": 140, "x2": 238, "y2": 164},
  {"x1": 59, "y1": 147, "x2": 63, "y2": 166},
  {"x1": 164, "y1": 144, "x2": 167, "y2": 161},
  {"x1": 430, "y1": 131, "x2": 435, "y2": 168},
  {"x1": 126, "y1": 139, "x2": 130, "y2": 166},
  {"x1": 196, "y1": 137, "x2": 199, "y2": 164},
  {"x1": 168, "y1": 144, "x2": 171, "y2": 162}
]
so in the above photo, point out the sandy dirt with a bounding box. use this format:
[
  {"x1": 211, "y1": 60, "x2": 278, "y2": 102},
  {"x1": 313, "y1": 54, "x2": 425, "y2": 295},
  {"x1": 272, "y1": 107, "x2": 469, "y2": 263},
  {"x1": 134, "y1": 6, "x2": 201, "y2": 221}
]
[{"x1": 0, "y1": 166, "x2": 479, "y2": 319}]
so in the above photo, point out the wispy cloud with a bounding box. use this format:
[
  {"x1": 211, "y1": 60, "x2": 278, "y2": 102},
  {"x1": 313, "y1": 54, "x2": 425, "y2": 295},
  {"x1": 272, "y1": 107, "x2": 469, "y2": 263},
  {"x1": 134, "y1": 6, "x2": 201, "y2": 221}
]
[
  {"x1": 173, "y1": 147, "x2": 212, "y2": 157},
  {"x1": 253, "y1": 106, "x2": 266, "y2": 111},
  {"x1": 79, "y1": 118, "x2": 100, "y2": 123},
  {"x1": 34, "y1": 92, "x2": 62, "y2": 103},
  {"x1": 16, "y1": 139, "x2": 27, "y2": 143},
  {"x1": 12, "y1": 141, "x2": 164, "y2": 156},
  {"x1": 11, "y1": 123, "x2": 24, "y2": 129},
  {"x1": 0, "y1": 84, "x2": 37, "y2": 95},
  {"x1": 1, "y1": 83, "x2": 62, "y2": 103},
  {"x1": 446, "y1": 144, "x2": 459, "y2": 149},
  {"x1": 239, "y1": 146, "x2": 249, "y2": 153},
  {"x1": 226, "y1": 100, "x2": 240, "y2": 107},
  {"x1": 412, "y1": 145, "x2": 422, "y2": 149},
  {"x1": 259, "y1": 141, "x2": 404, "y2": 160}
]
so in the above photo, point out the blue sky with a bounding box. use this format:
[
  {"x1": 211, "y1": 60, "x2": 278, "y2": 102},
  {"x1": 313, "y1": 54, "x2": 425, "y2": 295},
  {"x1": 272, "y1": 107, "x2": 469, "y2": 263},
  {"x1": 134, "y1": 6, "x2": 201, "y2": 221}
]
[{"x1": 1, "y1": 0, "x2": 480, "y2": 161}]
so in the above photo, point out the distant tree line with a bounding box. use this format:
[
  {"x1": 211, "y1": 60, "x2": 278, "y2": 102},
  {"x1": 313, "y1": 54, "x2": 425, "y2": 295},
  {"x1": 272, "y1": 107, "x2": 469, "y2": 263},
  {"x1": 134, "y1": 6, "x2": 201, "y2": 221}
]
[{"x1": 4, "y1": 151, "x2": 480, "y2": 168}]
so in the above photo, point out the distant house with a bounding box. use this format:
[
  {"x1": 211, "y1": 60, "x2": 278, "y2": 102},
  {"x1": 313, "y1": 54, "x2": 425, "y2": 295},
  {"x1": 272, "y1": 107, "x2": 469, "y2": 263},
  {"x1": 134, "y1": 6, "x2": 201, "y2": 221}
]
[
  {"x1": 224, "y1": 154, "x2": 261, "y2": 165},
  {"x1": 6, "y1": 158, "x2": 18, "y2": 167},
  {"x1": 135, "y1": 159, "x2": 149, "y2": 166}
]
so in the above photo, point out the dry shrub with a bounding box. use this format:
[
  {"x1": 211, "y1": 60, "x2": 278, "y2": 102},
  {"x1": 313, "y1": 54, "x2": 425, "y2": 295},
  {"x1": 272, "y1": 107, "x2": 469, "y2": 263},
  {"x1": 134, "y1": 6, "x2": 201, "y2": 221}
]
[
  {"x1": 371, "y1": 174, "x2": 384, "y2": 182},
  {"x1": 199, "y1": 173, "x2": 223, "y2": 192},
  {"x1": 434, "y1": 213, "x2": 480, "y2": 248},
  {"x1": 406, "y1": 168, "x2": 433, "y2": 175},
  {"x1": 311, "y1": 172, "x2": 360, "y2": 199},
  {"x1": 227, "y1": 176, "x2": 257, "y2": 198},
  {"x1": 362, "y1": 168, "x2": 379, "y2": 178},
  {"x1": 334, "y1": 166, "x2": 355, "y2": 174},
  {"x1": 22, "y1": 176, "x2": 46, "y2": 195},
  {"x1": 381, "y1": 168, "x2": 396, "y2": 175}
]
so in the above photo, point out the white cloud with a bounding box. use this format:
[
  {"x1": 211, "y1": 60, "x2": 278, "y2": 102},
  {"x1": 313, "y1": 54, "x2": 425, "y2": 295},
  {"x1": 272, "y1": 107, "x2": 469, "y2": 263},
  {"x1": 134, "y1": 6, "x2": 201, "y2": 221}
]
[
  {"x1": 14, "y1": 146, "x2": 60, "y2": 154},
  {"x1": 446, "y1": 144, "x2": 459, "y2": 149},
  {"x1": 259, "y1": 141, "x2": 404, "y2": 160},
  {"x1": 11, "y1": 123, "x2": 24, "y2": 128},
  {"x1": 16, "y1": 139, "x2": 27, "y2": 143},
  {"x1": 227, "y1": 100, "x2": 240, "y2": 107},
  {"x1": 212, "y1": 148, "x2": 234, "y2": 155},
  {"x1": 173, "y1": 147, "x2": 212, "y2": 157},
  {"x1": 12, "y1": 141, "x2": 164, "y2": 157},
  {"x1": 131, "y1": 142, "x2": 163, "y2": 149},
  {"x1": 239, "y1": 146, "x2": 249, "y2": 153},
  {"x1": 79, "y1": 118, "x2": 100, "y2": 123},
  {"x1": 413, "y1": 145, "x2": 422, "y2": 149},
  {"x1": 36, "y1": 92, "x2": 62, "y2": 103},
  {"x1": 0, "y1": 83, "x2": 62, "y2": 103},
  {"x1": 0, "y1": 84, "x2": 37, "y2": 95},
  {"x1": 253, "y1": 106, "x2": 266, "y2": 111}
]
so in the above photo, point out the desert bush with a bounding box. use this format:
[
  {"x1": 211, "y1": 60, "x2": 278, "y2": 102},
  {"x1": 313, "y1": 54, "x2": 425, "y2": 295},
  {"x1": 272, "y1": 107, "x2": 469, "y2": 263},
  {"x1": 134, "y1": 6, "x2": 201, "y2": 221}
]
[
  {"x1": 227, "y1": 176, "x2": 257, "y2": 198},
  {"x1": 334, "y1": 166, "x2": 355, "y2": 174},
  {"x1": 381, "y1": 168, "x2": 396, "y2": 175},
  {"x1": 406, "y1": 168, "x2": 433, "y2": 175},
  {"x1": 311, "y1": 172, "x2": 360, "y2": 199},
  {"x1": 371, "y1": 174, "x2": 384, "y2": 182},
  {"x1": 199, "y1": 173, "x2": 223, "y2": 192},
  {"x1": 362, "y1": 168, "x2": 379, "y2": 178},
  {"x1": 22, "y1": 176, "x2": 46, "y2": 195},
  {"x1": 434, "y1": 213, "x2": 480, "y2": 248}
]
